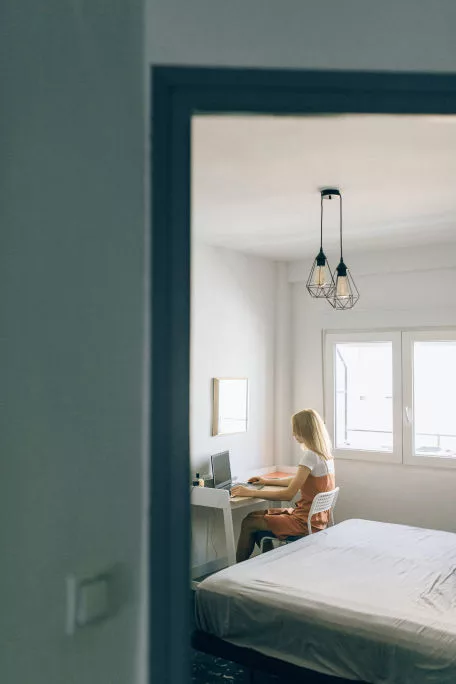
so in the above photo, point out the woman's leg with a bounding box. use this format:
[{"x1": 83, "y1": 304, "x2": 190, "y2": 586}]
[{"x1": 236, "y1": 511, "x2": 270, "y2": 563}]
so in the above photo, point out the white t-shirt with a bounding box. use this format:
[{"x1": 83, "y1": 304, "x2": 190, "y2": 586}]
[{"x1": 298, "y1": 448, "x2": 335, "y2": 477}]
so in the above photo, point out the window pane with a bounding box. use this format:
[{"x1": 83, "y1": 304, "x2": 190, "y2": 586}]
[
  {"x1": 413, "y1": 341, "x2": 456, "y2": 459},
  {"x1": 335, "y1": 342, "x2": 393, "y2": 451}
]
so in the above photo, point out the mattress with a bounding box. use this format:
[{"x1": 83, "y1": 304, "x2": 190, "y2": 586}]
[{"x1": 195, "y1": 519, "x2": 456, "y2": 683}]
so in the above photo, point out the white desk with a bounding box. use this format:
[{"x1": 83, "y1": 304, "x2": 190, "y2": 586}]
[{"x1": 191, "y1": 485, "x2": 280, "y2": 570}]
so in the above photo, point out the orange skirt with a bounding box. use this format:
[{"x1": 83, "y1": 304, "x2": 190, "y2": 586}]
[{"x1": 263, "y1": 508, "x2": 309, "y2": 540}]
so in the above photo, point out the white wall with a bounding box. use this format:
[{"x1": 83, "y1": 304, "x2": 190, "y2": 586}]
[
  {"x1": 147, "y1": 1, "x2": 456, "y2": 72},
  {"x1": 290, "y1": 243, "x2": 456, "y2": 533},
  {"x1": 190, "y1": 244, "x2": 280, "y2": 570},
  {"x1": 191, "y1": 244, "x2": 278, "y2": 476},
  {"x1": 1, "y1": 3, "x2": 146, "y2": 684},
  {"x1": 274, "y1": 263, "x2": 294, "y2": 466}
]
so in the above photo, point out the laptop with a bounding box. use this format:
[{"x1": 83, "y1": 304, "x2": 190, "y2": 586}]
[{"x1": 210, "y1": 450, "x2": 264, "y2": 492}]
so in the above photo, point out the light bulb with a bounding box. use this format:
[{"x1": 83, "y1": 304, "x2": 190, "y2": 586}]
[
  {"x1": 336, "y1": 275, "x2": 349, "y2": 298},
  {"x1": 313, "y1": 265, "x2": 327, "y2": 287}
]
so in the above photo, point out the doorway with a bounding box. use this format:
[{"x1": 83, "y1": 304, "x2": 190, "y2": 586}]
[{"x1": 148, "y1": 67, "x2": 456, "y2": 684}]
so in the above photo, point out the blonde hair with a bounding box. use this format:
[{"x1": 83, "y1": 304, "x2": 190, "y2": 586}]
[{"x1": 291, "y1": 409, "x2": 333, "y2": 461}]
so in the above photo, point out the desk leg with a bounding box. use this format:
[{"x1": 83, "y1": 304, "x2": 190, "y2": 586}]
[{"x1": 223, "y1": 507, "x2": 236, "y2": 566}]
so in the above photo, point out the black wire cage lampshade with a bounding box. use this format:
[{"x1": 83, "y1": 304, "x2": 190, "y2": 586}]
[
  {"x1": 327, "y1": 190, "x2": 359, "y2": 310},
  {"x1": 306, "y1": 189, "x2": 336, "y2": 298}
]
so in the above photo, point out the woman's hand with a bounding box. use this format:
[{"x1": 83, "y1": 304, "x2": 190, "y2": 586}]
[
  {"x1": 230, "y1": 485, "x2": 251, "y2": 497},
  {"x1": 248, "y1": 476, "x2": 264, "y2": 485}
]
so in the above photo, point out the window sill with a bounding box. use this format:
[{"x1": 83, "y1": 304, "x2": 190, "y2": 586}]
[
  {"x1": 404, "y1": 454, "x2": 456, "y2": 470},
  {"x1": 333, "y1": 448, "x2": 401, "y2": 464}
]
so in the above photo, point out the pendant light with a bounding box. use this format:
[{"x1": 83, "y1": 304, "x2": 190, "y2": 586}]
[
  {"x1": 306, "y1": 189, "x2": 336, "y2": 299},
  {"x1": 328, "y1": 190, "x2": 359, "y2": 310}
]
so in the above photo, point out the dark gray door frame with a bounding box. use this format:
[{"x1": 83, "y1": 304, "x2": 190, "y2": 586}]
[{"x1": 149, "y1": 66, "x2": 456, "y2": 684}]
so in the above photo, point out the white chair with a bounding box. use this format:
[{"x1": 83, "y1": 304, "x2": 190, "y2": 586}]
[{"x1": 257, "y1": 487, "x2": 340, "y2": 553}]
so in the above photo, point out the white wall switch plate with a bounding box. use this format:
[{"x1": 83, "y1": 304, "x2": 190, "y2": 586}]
[{"x1": 66, "y1": 572, "x2": 111, "y2": 635}]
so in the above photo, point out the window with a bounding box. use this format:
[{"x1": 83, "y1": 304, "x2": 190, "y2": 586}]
[
  {"x1": 325, "y1": 329, "x2": 456, "y2": 467},
  {"x1": 325, "y1": 332, "x2": 402, "y2": 463},
  {"x1": 335, "y1": 342, "x2": 393, "y2": 452},
  {"x1": 402, "y1": 331, "x2": 456, "y2": 466}
]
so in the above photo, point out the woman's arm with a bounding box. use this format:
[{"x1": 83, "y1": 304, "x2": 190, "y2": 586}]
[
  {"x1": 232, "y1": 466, "x2": 309, "y2": 502},
  {"x1": 260, "y1": 477, "x2": 293, "y2": 487}
]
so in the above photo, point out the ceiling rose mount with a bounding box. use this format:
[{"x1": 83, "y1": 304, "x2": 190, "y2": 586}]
[{"x1": 320, "y1": 188, "x2": 340, "y2": 200}]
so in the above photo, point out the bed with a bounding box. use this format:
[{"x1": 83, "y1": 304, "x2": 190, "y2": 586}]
[{"x1": 193, "y1": 519, "x2": 456, "y2": 683}]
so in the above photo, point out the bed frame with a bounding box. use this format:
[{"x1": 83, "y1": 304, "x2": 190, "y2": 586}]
[{"x1": 192, "y1": 630, "x2": 360, "y2": 683}]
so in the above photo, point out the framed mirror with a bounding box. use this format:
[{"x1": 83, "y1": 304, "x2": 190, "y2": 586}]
[{"x1": 212, "y1": 378, "x2": 248, "y2": 436}]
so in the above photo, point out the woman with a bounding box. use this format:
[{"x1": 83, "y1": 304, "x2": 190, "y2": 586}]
[{"x1": 231, "y1": 408, "x2": 335, "y2": 562}]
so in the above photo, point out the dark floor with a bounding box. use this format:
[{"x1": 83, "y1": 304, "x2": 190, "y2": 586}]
[
  {"x1": 191, "y1": 648, "x2": 248, "y2": 682},
  {"x1": 191, "y1": 588, "x2": 282, "y2": 683},
  {"x1": 191, "y1": 648, "x2": 283, "y2": 683}
]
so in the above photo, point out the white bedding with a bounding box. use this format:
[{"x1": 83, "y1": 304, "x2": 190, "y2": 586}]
[{"x1": 195, "y1": 519, "x2": 456, "y2": 683}]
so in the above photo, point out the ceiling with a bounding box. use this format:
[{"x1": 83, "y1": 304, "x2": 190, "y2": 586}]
[{"x1": 192, "y1": 114, "x2": 456, "y2": 261}]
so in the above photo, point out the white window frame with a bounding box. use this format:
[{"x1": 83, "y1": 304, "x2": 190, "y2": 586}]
[
  {"x1": 402, "y1": 329, "x2": 456, "y2": 469},
  {"x1": 324, "y1": 331, "x2": 403, "y2": 464}
]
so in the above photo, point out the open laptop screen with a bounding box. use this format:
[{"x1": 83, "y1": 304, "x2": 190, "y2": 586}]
[{"x1": 211, "y1": 451, "x2": 231, "y2": 489}]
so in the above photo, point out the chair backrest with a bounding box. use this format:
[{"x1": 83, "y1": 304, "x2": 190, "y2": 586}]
[{"x1": 307, "y1": 487, "x2": 340, "y2": 535}]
